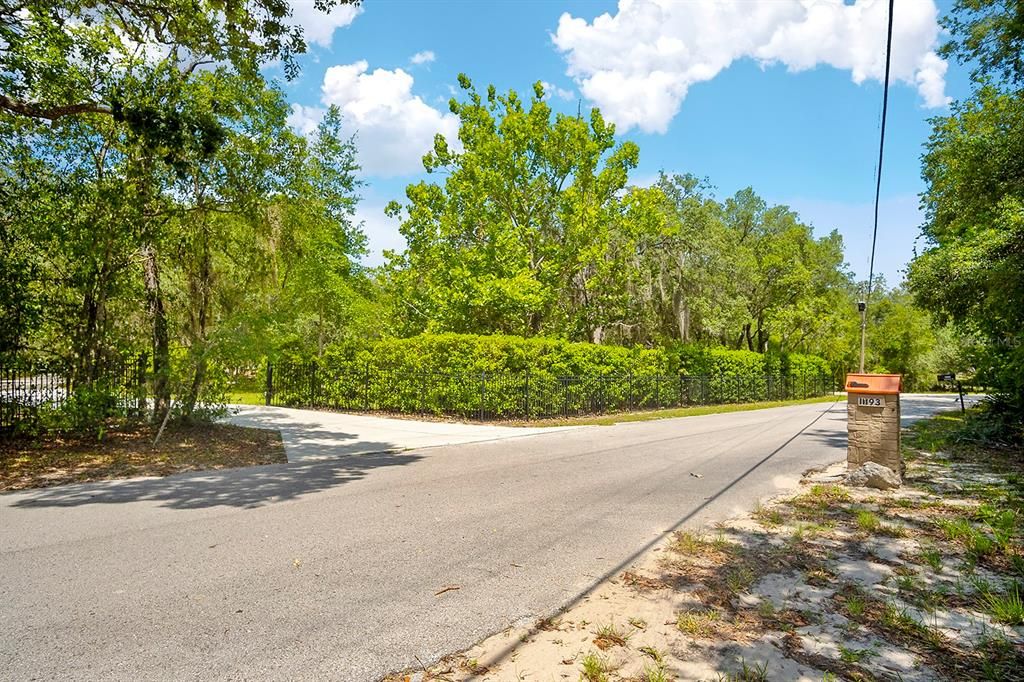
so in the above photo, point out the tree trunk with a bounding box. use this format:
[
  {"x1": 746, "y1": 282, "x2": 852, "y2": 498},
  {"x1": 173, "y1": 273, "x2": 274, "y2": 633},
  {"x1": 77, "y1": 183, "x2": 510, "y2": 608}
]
[
  {"x1": 184, "y1": 355, "x2": 208, "y2": 419},
  {"x1": 74, "y1": 260, "x2": 114, "y2": 386},
  {"x1": 75, "y1": 290, "x2": 101, "y2": 384},
  {"x1": 739, "y1": 322, "x2": 754, "y2": 351},
  {"x1": 182, "y1": 229, "x2": 213, "y2": 418},
  {"x1": 529, "y1": 310, "x2": 542, "y2": 336},
  {"x1": 142, "y1": 244, "x2": 170, "y2": 421},
  {"x1": 673, "y1": 289, "x2": 690, "y2": 342}
]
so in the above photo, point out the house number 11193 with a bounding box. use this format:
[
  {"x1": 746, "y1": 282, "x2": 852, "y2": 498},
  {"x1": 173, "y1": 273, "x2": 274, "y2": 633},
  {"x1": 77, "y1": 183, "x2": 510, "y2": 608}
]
[{"x1": 857, "y1": 396, "x2": 883, "y2": 407}]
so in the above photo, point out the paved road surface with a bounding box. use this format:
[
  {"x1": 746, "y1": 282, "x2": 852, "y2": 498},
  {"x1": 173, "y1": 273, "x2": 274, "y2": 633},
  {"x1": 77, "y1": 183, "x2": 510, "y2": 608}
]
[
  {"x1": 0, "y1": 395, "x2": 970, "y2": 680},
  {"x1": 226, "y1": 405, "x2": 581, "y2": 462}
]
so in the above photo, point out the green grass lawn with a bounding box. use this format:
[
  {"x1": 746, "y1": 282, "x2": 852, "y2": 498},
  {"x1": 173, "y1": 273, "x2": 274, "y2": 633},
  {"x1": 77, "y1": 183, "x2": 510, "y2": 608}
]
[
  {"x1": 522, "y1": 394, "x2": 840, "y2": 427},
  {"x1": 227, "y1": 391, "x2": 266, "y2": 405},
  {"x1": 227, "y1": 391, "x2": 839, "y2": 424}
]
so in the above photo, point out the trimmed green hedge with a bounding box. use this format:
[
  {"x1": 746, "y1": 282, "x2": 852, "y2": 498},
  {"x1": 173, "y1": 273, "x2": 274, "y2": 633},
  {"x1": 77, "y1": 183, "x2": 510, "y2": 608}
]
[
  {"x1": 784, "y1": 352, "x2": 832, "y2": 380},
  {"x1": 267, "y1": 334, "x2": 835, "y2": 418},
  {"x1": 670, "y1": 345, "x2": 774, "y2": 376},
  {"x1": 320, "y1": 333, "x2": 666, "y2": 375}
]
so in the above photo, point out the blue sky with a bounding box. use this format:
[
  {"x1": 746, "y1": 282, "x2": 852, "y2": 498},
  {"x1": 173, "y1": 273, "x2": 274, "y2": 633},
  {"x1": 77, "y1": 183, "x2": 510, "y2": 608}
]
[{"x1": 277, "y1": 0, "x2": 974, "y2": 286}]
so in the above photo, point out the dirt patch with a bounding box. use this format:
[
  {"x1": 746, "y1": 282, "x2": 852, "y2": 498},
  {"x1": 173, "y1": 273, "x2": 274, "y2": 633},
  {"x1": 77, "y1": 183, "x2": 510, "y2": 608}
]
[{"x1": 0, "y1": 422, "x2": 286, "y2": 490}]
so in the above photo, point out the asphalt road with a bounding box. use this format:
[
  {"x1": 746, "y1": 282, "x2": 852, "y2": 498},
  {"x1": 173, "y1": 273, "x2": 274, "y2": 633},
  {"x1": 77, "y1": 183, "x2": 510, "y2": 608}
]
[
  {"x1": 0, "y1": 395, "x2": 969, "y2": 680},
  {"x1": 225, "y1": 404, "x2": 581, "y2": 462}
]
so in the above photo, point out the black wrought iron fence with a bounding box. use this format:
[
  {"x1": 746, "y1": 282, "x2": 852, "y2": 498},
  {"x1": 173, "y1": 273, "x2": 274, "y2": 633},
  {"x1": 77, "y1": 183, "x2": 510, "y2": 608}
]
[
  {"x1": 265, "y1": 359, "x2": 838, "y2": 420},
  {"x1": 0, "y1": 355, "x2": 148, "y2": 434},
  {"x1": 0, "y1": 353, "x2": 839, "y2": 432}
]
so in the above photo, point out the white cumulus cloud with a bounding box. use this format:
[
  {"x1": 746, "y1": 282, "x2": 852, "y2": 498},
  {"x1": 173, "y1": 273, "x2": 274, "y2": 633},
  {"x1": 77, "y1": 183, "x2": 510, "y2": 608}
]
[
  {"x1": 355, "y1": 200, "x2": 408, "y2": 265},
  {"x1": 410, "y1": 50, "x2": 436, "y2": 65},
  {"x1": 539, "y1": 81, "x2": 575, "y2": 101},
  {"x1": 313, "y1": 60, "x2": 458, "y2": 177},
  {"x1": 552, "y1": 0, "x2": 950, "y2": 134},
  {"x1": 286, "y1": 103, "x2": 326, "y2": 136},
  {"x1": 289, "y1": 1, "x2": 362, "y2": 48}
]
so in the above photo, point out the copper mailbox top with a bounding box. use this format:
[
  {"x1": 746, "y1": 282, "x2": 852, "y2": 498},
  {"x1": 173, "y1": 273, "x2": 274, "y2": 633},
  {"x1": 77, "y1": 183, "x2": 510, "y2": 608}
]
[{"x1": 845, "y1": 373, "x2": 902, "y2": 395}]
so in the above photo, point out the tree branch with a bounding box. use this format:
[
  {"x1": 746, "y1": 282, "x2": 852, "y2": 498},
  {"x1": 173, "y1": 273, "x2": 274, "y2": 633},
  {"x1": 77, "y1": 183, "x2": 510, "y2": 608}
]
[
  {"x1": 181, "y1": 57, "x2": 215, "y2": 75},
  {"x1": 0, "y1": 94, "x2": 112, "y2": 121}
]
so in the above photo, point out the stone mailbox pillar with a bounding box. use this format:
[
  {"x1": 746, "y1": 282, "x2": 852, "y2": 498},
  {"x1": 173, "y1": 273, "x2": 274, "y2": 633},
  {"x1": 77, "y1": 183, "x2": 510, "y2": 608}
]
[{"x1": 845, "y1": 373, "x2": 902, "y2": 478}]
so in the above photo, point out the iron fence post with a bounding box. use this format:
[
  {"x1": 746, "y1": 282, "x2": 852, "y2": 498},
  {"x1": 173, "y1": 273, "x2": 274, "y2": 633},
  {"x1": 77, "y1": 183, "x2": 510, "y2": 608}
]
[
  {"x1": 479, "y1": 370, "x2": 486, "y2": 420},
  {"x1": 363, "y1": 361, "x2": 370, "y2": 411},
  {"x1": 136, "y1": 353, "x2": 147, "y2": 416},
  {"x1": 309, "y1": 361, "x2": 318, "y2": 408},
  {"x1": 561, "y1": 377, "x2": 568, "y2": 417},
  {"x1": 524, "y1": 369, "x2": 530, "y2": 419},
  {"x1": 266, "y1": 358, "x2": 274, "y2": 405},
  {"x1": 417, "y1": 371, "x2": 423, "y2": 414}
]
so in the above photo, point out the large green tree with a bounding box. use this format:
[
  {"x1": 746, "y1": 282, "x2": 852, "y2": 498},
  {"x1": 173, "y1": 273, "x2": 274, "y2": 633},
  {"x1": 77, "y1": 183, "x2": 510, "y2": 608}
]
[
  {"x1": 909, "y1": 0, "x2": 1024, "y2": 416},
  {"x1": 1, "y1": 0, "x2": 372, "y2": 425},
  {"x1": 909, "y1": 86, "x2": 1024, "y2": 406},
  {"x1": 619, "y1": 174, "x2": 745, "y2": 346},
  {"x1": 385, "y1": 77, "x2": 641, "y2": 339},
  {"x1": 940, "y1": 0, "x2": 1024, "y2": 86},
  {"x1": 0, "y1": 1, "x2": 358, "y2": 125}
]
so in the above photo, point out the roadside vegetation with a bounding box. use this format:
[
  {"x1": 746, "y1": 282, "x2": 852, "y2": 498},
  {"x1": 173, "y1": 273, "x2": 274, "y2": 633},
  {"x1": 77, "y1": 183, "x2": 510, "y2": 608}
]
[
  {"x1": 905, "y1": 0, "x2": 1024, "y2": 442},
  {"x1": 2, "y1": 1, "x2": 980, "y2": 445},
  {"x1": 385, "y1": 408, "x2": 1023, "y2": 681},
  {"x1": 521, "y1": 395, "x2": 839, "y2": 427}
]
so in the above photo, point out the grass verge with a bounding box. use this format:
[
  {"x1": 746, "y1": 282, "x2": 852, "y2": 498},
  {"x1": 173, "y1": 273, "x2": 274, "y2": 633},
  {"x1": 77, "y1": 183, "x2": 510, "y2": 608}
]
[
  {"x1": 520, "y1": 394, "x2": 838, "y2": 427},
  {"x1": 0, "y1": 422, "x2": 286, "y2": 490},
  {"x1": 227, "y1": 391, "x2": 839, "y2": 425},
  {"x1": 227, "y1": 391, "x2": 266, "y2": 405}
]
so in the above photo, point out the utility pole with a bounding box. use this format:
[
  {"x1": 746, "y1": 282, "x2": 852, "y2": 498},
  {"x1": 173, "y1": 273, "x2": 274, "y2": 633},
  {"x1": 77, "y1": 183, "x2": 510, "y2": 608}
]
[
  {"x1": 860, "y1": 0, "x2": 895, "y2": 375},
  {"x1": 858, "y1": 300, "x2": 867, "y2": 372}
]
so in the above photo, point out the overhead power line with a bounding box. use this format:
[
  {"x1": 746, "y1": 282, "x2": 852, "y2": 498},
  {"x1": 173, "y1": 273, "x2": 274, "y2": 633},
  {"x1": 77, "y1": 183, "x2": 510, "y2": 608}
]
[{"x1": 859, "y1": 0, "x2": 895, "y2": 374}]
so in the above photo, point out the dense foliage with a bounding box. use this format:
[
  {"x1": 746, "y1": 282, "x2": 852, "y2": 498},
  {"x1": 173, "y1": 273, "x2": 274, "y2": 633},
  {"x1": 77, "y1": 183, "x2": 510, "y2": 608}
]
[
  {"x1": 384, "y1": 78, "x2": 857, "y2": 359},
  {"x1": 268, "y1": 333, "x2": 835, "y2": 418},
  {"x1": 1, "y1": 0, "x2": 375, "y2": 429},
  {"x1": 380, "y1": 78, "x2": 956, "y2": 389},
  {"x1": 1, "y1": 1, "x2": 984, "y2": 433},
  {"x1": 0, "y1": 1, "x2": 360, "y2": 139},
  {"x1": 909, "y1": 0, "x2": 1024, "y2": 426},
  {"x1": 939, "y1": 0, "x2": 1024, "y2": 87}
]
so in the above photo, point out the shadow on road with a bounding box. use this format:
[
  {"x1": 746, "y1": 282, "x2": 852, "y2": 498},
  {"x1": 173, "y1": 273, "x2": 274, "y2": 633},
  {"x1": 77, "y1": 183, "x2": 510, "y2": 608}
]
[
  {"x1": 226, "y1": 405, "x2": 537, "y2": 463},
  {"x1": 807, "y1": 429, "x2": 848, "y2": 451},
  {"x1": 228, "y1": 408, "x2": 378, "y2": 461},
  {"x1": 457, "y1": 401, "x2": 842, "y2": 674},
  {"x1": 9, "y1": 446, "x2": 422, "y2": 510}
]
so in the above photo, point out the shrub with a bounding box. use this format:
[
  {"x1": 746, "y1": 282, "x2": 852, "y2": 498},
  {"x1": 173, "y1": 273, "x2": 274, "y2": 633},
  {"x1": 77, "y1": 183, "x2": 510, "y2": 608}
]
[
  {"x1": 39, "y1": 381, "x2": 120, "y2": 436},
  {"x1": 267, "y1": 334, "x2": 833, "y2": 418},
  {"x1": 361, "y1": 333, "x2": 665, "y2": 376}
]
